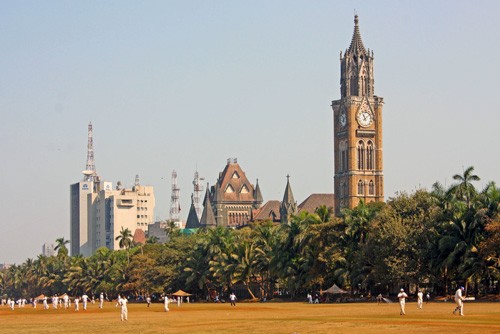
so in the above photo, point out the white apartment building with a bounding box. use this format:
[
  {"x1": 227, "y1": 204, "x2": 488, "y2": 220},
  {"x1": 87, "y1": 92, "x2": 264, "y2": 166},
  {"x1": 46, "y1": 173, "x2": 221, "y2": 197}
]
[{"x1": 92, "y1": 183, "x2": 155, "y2": 253}]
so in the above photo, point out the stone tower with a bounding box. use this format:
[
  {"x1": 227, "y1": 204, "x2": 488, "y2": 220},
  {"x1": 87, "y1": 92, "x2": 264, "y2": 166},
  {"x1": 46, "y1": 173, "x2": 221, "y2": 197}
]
[{"x1": 331, "y1": 15, "x2": 384, "y2": 215}]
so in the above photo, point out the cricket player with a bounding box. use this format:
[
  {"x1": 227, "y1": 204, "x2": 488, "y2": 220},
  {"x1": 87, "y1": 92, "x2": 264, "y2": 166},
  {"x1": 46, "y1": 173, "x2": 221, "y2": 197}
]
[
  {"x1": 119, "y1": 295, "x2": 128, "y2": 321},
  {"x1": 43, "y1": 297, "x2": 49, "y2": 310},
  {"x1": 453, "y1": 286, "x2": 465, "y2": 316},
  {"x1": 99, "y1": 292, "x2": 104, "y2": 309},
  {"x1": 74, "y1": 297, "x2": 80, "y2": 311},
  {"x1": 82, "y1": 293, "x2": 88, "y2": 310},
  {"x1": 417, "y1": 289, "x2": 423, "y2": 309},
  {"x1": 164, "y1": 295, "x2": 170, "y2": 312},
  {"x1": 398, "y1": 288, "x2": 408, "y2": 315},
  {"x1": 63, "y1": 294, "x2": 69, "y2": 309}
]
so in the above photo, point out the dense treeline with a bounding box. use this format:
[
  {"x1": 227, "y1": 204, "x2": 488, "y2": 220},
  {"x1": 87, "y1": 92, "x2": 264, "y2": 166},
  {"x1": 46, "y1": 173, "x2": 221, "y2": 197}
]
[{"x1": 1, "y1": 167, "x2": 499, "y2": 300}]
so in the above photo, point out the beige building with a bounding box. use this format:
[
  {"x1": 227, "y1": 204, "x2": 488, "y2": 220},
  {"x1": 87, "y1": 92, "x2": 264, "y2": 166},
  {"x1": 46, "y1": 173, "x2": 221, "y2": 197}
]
[{"x1": 92, "y1": 183, "x2": 155, "y2": 252}]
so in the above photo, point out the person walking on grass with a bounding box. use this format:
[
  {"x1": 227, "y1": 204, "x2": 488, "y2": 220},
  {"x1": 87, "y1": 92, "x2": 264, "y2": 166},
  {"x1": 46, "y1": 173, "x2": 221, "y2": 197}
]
[
  {"x1": 398, "y1": 288, "x2": 408, "y2": 315},
  {"x1": 229, "y1": 292, "x2": 237, "y2": 306},
  {"x1": 99, "y1": 292, "x2": 104, "y2": 309},
  {"x1": 453, "y1": 286, "x2": 465, "y2": 316},
  {"x1": 82, "y1": 293, "x2": 88, "y2": 310}
]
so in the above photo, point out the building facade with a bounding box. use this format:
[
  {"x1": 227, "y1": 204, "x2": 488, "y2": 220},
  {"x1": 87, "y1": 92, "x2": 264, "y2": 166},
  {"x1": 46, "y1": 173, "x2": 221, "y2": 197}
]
[
  {"x1": 92, "y1": 183, "x2": 155, "y2": 252},
  {"x1": 331, "y1": 15, "x2": 384, "y2": 215},
  {"x1": 204, "y1": 158, "x2": 262, "y2": 227},
  {"x1": 42, "y1": 243, "x2": 56, "y2": 257}
]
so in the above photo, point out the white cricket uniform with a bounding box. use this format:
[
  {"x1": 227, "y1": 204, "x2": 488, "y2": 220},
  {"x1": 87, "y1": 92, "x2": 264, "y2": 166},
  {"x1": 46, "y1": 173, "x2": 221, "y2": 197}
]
[
  {"x1": 119, "y1": 298, "x2": 128, "y2": 321},
  {"x1": 99, "y1": 293, "x2": 104, "y2": 309},
  {"x1": 164, "y1": 297, "x2": 170, "y2": 312},
  {"x1": 398, "y1": 291, "x2": 408, "y2": 315},
  {"x1": 74, "y1": 298, "x2": 80, "y2": 311},
  {"x1": 82, "y1": 294, "x2": 88, "y2": 310},
  {"x1": 454, "y1": 288, "x2": 465, "y2": 316},
  {"x1": 417, "y1": 292, "x2": 423, "y2": 309}
]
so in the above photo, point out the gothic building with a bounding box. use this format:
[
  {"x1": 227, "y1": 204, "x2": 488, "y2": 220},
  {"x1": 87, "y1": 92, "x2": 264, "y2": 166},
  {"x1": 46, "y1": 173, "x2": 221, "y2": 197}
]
[
  {"x1": 201, "y1": 158, "x2": 262, "y2": 227},
  {"x1": 331, "y1": 15, "x2": 384, "y2": 215}
]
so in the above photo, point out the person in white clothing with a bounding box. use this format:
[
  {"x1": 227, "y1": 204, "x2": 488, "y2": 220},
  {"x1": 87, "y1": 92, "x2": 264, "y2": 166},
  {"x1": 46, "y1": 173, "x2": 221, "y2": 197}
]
[
  {"x1": 43, "y1": 297, "x2": 49, "y2": 310},
  {"x1": 74, "y1": 297, "x2": 80, "y2": 311},
  {"x1": 164, "y1": 295, "x2": 170, "y2": 312},
  {"x1": 229, "y1": 292, "x2": 237, "y2": 306},
  {"x1": 398, "y1": 288, "x2": 408, "y2": 315},
  {"x1": 99, "y1": 293, "x2": 104, "y2": 309},
  {"x1": 82, "y1": 293, "x2": 88, "y2": 310},
  {"x1": 177, "y1": 297, "x2": 181, "y2": 307},
  {"x1": 417, "y1": 289, "x2": 423, "y2": 309},
  {"x1": 52, "y1": 295, "x2": 58, "y2": 309},
  {"x1": 453, "y1": 286, "x2": 465, "y2": 316},
  {"x1": 10, "y1": 299, "x2": 15, "y2": 310},
  {"x1": 119, "y1": 295, "x2": 128, "y2": 321},
  {"x1": 63, "y1": 294, "x2": 69, "y2": 309}
]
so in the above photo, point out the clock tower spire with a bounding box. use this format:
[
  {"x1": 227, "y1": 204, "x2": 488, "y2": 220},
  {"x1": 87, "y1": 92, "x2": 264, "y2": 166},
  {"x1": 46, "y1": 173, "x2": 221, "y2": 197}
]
[{"x1": 332, "y1": 15, "x2": 384, "y2": 215}]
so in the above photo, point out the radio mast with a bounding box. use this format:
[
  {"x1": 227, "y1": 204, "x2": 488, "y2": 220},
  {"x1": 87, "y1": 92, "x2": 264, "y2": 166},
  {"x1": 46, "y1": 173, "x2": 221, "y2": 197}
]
[{"x1": 170, "y1": 170, "x2": 181, "y2": 221}]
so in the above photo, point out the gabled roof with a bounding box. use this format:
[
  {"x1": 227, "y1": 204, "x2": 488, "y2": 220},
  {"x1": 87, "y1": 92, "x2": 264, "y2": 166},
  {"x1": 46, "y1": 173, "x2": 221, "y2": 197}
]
[
  {"x1": 215, "y1": 160, "x2": 256, "y2": 203},
  {"x1": 347, "y1": 15, "x2": 368, "y2": 56},
  {"x1": 298, "y1": 194, "x2": 335, "y2": 214},
  {"x1": 253, "y1": 200, "x2": 281, "y2": 222}
]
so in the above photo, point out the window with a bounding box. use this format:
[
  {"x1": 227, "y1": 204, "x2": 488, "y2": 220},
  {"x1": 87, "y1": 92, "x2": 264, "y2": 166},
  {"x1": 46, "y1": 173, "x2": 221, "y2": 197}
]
[
  {"x1": 357, "y1": 140, "x2": 365, "y2": 170},
  {"x1": 225, "y1": 184, "x2": 235, "y2": 193},
  {"x1": 357, "y1": 180, "x2": 364, "y2": 195},
  {"x1": 339, "y1": 141, "x2": 348, "y2": 172},
  {"x1": 369, "y1": 180, "x2": 375, "y2": 195},
  {"x1": 367, "y1": 141, "x2": 374, "y2": 170},
  {"x1": 240, "y1": 184, "x2": 249, "y2": 194}
]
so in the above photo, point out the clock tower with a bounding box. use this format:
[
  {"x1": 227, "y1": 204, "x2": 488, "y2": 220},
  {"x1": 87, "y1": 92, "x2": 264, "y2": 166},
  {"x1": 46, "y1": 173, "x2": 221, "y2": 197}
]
[{"x1": 332, "y1": 15, "x2": 384, "y2": 215}]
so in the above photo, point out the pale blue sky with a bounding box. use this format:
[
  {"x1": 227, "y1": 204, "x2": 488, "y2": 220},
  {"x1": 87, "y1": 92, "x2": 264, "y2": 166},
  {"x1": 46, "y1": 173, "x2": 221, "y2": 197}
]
[{"x1": 1, "y1": 1, "x2": 499, "y2": 263}]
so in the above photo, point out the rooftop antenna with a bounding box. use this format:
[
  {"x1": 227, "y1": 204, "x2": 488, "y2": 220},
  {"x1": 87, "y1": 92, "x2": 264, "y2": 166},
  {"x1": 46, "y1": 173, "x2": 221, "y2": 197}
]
[
  {"x1": 170, "y1": 170, "x2": 181, "y2": 221},
  {"x1": 82, "y1": 122, "x2": 97, "y2": 182}
]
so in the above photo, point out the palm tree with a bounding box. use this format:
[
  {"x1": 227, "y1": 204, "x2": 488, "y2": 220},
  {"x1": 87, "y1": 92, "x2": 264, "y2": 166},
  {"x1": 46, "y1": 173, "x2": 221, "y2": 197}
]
[
  {"x1": 451, "y1": 166, "x2": 480, "y2": 208},
  {"x1": 54, "y1": 237, "x2": 70, "y2": 257},
  {"x1": 115, "y1": 227, "x2": 133, "y2": 263}
]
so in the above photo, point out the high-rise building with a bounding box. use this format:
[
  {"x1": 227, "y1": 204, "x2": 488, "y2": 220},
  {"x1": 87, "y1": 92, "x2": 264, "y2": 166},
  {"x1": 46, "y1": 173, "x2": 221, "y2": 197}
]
[
  {"x1": 331, "y1": 15, "x2": 384, "y2": 215},
  {"x1": 92, "y1": 181, "x2": 155, "y2": 252},
  {"x1": 70, "y1": 122, "x2": 100, "y2": 257},
  {"x1": 71, "y1": 123, "x2": 155, "y2": 255}
]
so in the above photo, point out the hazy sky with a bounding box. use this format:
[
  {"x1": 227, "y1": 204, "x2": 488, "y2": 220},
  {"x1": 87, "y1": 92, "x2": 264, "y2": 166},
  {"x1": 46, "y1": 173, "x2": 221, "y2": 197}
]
[{"x1": 1, "y1": 1, "x2": 499, "y2": 264}]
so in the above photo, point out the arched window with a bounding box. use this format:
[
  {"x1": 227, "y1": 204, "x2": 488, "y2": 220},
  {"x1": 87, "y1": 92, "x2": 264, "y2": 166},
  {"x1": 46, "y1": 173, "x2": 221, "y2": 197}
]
[
  {"x1": 369, "y1": 180, "x2": 375, "y2": 195},
  {"x1": 357, "y1": 141, "x2": 365, "y2": 170},
  {"x1": 339, "y1": 141, "x2": 348, "y2": 171},
  {"x1": 357, "y1": 180, "x2": 364, "y2": 195},
  {"x1": 367, "y1": 141, "x2": 374, "y2": 170}
]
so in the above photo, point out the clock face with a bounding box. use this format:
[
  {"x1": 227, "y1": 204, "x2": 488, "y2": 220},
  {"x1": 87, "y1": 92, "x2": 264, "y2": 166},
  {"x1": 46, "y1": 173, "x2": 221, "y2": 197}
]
[{"x1": 356, "y1": 110, "x2": 373, "y2": 127}]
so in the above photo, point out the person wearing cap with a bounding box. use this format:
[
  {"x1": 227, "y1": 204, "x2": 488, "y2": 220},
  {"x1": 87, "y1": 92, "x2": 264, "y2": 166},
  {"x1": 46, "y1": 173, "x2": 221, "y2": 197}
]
[
  {"x1": 453, "y1": 286, "x2": 465, "y2": 316},
  {"x1": 397, "y1": 288, "x2": 408, "y2": 315}
]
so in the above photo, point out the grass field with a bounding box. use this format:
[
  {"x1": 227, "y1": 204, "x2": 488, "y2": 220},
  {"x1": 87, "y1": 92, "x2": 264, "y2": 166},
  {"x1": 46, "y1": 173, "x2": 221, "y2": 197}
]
[{"x1": 1, "y1": 301, "x2": 499, "y2": 334}]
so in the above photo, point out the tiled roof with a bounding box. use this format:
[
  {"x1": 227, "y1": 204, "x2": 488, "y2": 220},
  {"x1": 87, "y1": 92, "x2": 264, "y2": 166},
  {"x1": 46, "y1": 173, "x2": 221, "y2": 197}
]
[
  {"x1": 298, "y1": 194, "x2": 335, "y2": 214},
  {"x1": 133, "y1": 228, "x2": 146, "y2": 245},
  {"x1": 215, "y1": 161, "x2": 256, "y2": 203},
  {"x1": 253, "y1": 200, "x2": 281, "y2": 221}
]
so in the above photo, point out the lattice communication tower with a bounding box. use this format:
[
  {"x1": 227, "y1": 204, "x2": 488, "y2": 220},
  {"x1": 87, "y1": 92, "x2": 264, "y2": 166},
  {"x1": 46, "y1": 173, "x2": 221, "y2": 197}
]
[{"x1": 170, "y1": 170, "x2": 181, "y2": 221}]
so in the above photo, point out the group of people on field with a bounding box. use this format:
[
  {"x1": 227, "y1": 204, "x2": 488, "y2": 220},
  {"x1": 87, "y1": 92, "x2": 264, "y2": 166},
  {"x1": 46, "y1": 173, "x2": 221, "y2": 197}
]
[{"x1": 397, "y1": 286, "x2": 468, "y2": 316}]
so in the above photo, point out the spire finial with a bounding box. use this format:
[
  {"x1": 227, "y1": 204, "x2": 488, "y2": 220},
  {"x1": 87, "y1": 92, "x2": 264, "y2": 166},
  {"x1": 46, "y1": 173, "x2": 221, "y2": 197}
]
[{"x1": 354, "y1": 13, "x2": 358, "y2": 26}]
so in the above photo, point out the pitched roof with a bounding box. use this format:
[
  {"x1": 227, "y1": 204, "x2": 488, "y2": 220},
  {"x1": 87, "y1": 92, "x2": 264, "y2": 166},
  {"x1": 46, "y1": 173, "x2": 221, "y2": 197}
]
[
  {"x1": 282, "y1": 175, "x2": 295, "y2": 206},
  {"x1": 185, "y1": 198, "x2": 201, "y2": 228},
  {"x1": 298, "y1": 194, "x2": 335, "y2": 214},
  {"x1": 133, "y1": 228, "x2": 146, "y2": 245},
  {"x1": 347, "y1": 15, "x2": 368, "y2": 56},
  {"x1": 214, "y1": 160, "x2": 256, "y2": 203},
  {"x1": 253, "y1": 200, "x2": 281, "y2": 222},
  {"x1": 200, "y1": 187, "x2": 217, "y2": 227}
]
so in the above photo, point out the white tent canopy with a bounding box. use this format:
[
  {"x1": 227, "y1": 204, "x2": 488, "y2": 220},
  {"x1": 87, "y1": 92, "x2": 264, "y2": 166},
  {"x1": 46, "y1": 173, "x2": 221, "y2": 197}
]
[{"x1": 322, "y1": 284, "x2": 348, "y2": 294}]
